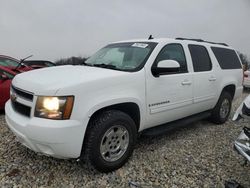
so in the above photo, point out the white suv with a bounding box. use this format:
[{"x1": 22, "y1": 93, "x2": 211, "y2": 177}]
[{"x1": 5, "y1": 37, "x2": 243, "y2": 172}]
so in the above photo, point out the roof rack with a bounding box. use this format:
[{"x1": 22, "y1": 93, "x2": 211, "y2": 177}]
[{"x1": 175, "y1": 37, "x2": 228, "y2": 46}]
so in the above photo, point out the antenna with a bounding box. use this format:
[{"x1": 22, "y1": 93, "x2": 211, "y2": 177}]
[{"x1": 148, "y1": 35, "x2": 154, "y2": 40}]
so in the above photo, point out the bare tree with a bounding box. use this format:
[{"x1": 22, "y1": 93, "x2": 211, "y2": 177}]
[
  {"x1": 238, "y1": 52, "x2": 249, "y2": 70},
  {"x1": 55, "y1": 56, "x2": 87, "y2": 66}
]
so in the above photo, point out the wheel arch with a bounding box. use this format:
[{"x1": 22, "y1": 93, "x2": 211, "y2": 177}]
[
  {"x1": 212, "y1": 83, "x2": 236, "y2": 110},
  {"x1": 80, "y1": 101, "x2": 142, "y2": 158},
  {"x1": 221, "y1": 84, "x2": 236, "y2": 99},
  {"x1": 87, "y1": 102, "x2": 141, "y2": 131}
]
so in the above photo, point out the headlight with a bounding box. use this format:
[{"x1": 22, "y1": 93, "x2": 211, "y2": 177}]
[{"x1": 35, "y1": 96, "x2": 74, "y2": 120}]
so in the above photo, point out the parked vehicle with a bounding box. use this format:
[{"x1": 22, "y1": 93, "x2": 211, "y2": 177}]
[
  {"x1": 0, "y1": 66, "x2": 16, "y2": 109},
  {"x1": 0, "y1": 55, "x2": 54, "y2": 71},
  {"x1": 0, "y1": 55, "x2": 33, "y2": 110},
  {"x1": 233, "y1": 95, "x2": 250, "y2": 162},
  {"x1": 0, "y1": 55, "x2": 53, "y2": 109},
  {"x1": 243, "y1": 70, "x2": 250, "y2": 89},
  {"x1": 0, "y1": 55, "x2": 32, "y2": 73},
  {"x1": 23, "y1": 60, "x2": 56, "y2": 69},
  {"x1": 235, "y1": 127, "x2": 250, "y2": 162},
  {"x1": 5, "y1": 37, "x2": 243, "y2": 172}
]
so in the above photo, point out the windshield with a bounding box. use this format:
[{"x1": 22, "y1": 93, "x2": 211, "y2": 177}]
[
  {"x1": 0, "y1": 57, "x2": 19, "y2": 67},
  {"x1": 85, "y1": 42, "x2": 157, "y2": 71}
]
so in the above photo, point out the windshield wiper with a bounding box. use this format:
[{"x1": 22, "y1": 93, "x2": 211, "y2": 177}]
[
  {"x1": 82, "y1": 62, "x2": 93, "y2": 66},
  {"x1": 15, "y1": 55, "x2": 33, "y2": 70},
  {"x1": 92, "y1": 63, "x2": 119, "y2": 70}
]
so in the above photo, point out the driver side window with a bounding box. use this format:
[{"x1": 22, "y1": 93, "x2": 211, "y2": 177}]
[{"x1": 155, "y1": 44, "x2": 188, "y2": 73}]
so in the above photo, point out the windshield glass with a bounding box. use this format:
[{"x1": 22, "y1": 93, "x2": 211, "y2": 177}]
[
  {"x1": 0, "y1": 57, "x2": 19, "y2": 67},
  {"x1": 85, "y1": 42, "x2": 157, "y2": 71}
]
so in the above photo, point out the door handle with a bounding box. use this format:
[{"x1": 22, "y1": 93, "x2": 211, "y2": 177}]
[
  {"x1": 209, "y1": 76, "x2": 216, "y2": 81},
  {"x1": 181, "y1": 80, "x2": 192, "y2": 85}
]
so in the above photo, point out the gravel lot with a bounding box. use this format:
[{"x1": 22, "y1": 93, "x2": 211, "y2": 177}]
[{"x1": 0, "y1": 92, "x2": 249, "y2": 187}]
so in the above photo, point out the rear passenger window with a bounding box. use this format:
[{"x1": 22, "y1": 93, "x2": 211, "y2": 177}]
[
  {"x1": 188, "y1": 45, "x2": 212, "y2": 72},
  {"x1": 211, "y1": 47, "x2": 242, "y2": 69}
]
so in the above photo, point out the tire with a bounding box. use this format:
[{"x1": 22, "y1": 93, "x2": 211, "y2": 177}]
[
  {"x1": 210, "y1": 92, "x2": 232, "y2": 124},
  {"x1": 82, "y1": 110, "x2": 137, "y2": 172}
]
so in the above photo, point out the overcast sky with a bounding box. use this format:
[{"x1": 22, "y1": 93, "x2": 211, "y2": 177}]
[{"x1": 0, "y1": 0, "x2": 250, "y2": 61}]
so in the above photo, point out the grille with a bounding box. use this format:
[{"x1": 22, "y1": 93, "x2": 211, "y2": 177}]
[
  {"x1": 11, "y1": 86, "x2": 33, "y2": 101},
  {"x1": 11, "y1": 100, "x2": 31, "y2": 117}
]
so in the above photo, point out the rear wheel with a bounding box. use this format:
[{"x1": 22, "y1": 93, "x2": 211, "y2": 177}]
[
  {"x1": 210, "y1": 92, "x2": 232, "y2": 124},
  {"x1": 82, "y1": 110, "x2": 137, "y2": 172}
]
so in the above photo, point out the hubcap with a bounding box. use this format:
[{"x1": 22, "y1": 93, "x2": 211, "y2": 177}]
[
  {"x1": 220, "y1": 99, "x2": 230, "y2": 119},
  {"x1": 100, "y1": 125, "x2": 129, "y2": 162}
]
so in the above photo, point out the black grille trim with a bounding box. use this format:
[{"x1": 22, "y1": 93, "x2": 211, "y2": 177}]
[
  {"x1": 11, "y1": 100, "x2": 31, "y2": 117},
  {"x1": 11, "y1": 85, "x2": 33, "y2": 101}
]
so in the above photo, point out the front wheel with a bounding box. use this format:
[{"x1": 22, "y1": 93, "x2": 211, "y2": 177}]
[
  {"x1": 82, "y1": 110, "x2": 137, "y2": 172},
  {"x1": 210, "y1": 92, "x2": 232, "y2": 124}
]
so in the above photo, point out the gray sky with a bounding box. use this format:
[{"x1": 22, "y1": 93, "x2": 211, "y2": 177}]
[{"x1": 0, "y1": 0, "x2": 250, "y2": 61}]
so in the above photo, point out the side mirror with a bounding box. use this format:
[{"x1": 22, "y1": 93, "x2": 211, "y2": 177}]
[
  {"x1": 152, "y1": 60, "x2": 180, "y2": 77},
  {"x1": 0, "y1": 74, "x2": 9, "y2": 80}
]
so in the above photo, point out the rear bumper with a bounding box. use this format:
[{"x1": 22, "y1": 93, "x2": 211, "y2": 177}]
[{"x1": 5, "y1": 101, "x2": 87, "y2": 159}]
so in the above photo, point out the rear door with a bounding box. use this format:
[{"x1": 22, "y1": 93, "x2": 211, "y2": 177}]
[{"x1": 188, "y1": 44, "x2": 217, "y2": 111}]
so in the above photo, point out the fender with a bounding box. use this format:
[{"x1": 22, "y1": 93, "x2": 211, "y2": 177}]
[{"x1": 86, "y1": 97, "x2": 145, "y2": 130}]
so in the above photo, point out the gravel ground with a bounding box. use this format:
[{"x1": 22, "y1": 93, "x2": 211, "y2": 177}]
[{"x1": 0, "y1": 92, "x2": 250, "y2": 188}]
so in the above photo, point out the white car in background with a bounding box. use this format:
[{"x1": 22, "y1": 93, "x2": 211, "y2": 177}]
[{"x1": 243, "y1": 70, "x2": 250, "y2": 89}]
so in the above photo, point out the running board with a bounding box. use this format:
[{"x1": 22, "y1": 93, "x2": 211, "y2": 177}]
[{"x1": 141, "y1": 111, "x2": 212, "y2": 137}]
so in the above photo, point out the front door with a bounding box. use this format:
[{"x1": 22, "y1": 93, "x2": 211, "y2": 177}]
[{"x1": 145, "y1": 43, "x2": 193, "y2": 128}]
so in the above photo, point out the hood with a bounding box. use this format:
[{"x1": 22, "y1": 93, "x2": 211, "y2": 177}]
[{"x1": 12, "y1": 65, "x2": 127, "y2": 95}]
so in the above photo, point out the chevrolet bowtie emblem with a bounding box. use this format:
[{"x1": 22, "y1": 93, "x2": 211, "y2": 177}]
[{"x1": 11, "y1": 93, "x2": 17, "y2": 102}]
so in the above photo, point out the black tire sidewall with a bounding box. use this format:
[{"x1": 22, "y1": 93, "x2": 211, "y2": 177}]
[
  {"x1": 212, "y1": 92, "x2": 232, "y2": 124},
  {"x1": 87, "y1": 111, "x2": 137, "y2": 172}
]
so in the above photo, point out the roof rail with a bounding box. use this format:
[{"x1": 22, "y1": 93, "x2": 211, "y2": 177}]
[{"x1": 175, "y1": 37, "x2": 228, "y2": 46}]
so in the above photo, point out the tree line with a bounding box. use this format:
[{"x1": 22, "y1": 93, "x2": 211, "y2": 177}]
[
  {"x1": 55, "y1": 56, "x2": 87, "y2": 65},
  {"x1": 238, "y1": 53, "x2": 249, "y2": 70}
]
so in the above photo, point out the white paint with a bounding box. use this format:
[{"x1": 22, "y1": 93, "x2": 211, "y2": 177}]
[{"x1": 5, "y1": 38, "x2": 243, "y2": 159}]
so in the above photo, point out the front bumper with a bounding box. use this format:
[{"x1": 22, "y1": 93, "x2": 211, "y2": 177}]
[{"x1": 5, "y1": 100, "x2": 87, "y2": 159}]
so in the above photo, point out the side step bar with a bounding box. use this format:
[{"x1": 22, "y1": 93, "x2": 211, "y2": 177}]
[{"x1": 141, "y1": 111, "x2": 212, "y2": 137}]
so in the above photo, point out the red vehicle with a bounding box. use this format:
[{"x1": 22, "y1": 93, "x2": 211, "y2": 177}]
[
  {"x1": 0, "y1": 55, "x2": 33, "y2": 110},
  {"x1": 0, "y1": 55, "x2": 33, "y2": 73},
  {"x1": 0, "y1": 55, "x2": 55, "y2": 109},
  {"x1": 0, "y1": 66, "x2": 16, "y2": 109}
]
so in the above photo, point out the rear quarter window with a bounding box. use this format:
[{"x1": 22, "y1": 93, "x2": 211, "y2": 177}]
[{"x1": 211, "y1": 47, "x2": 242, "y2": 69}]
